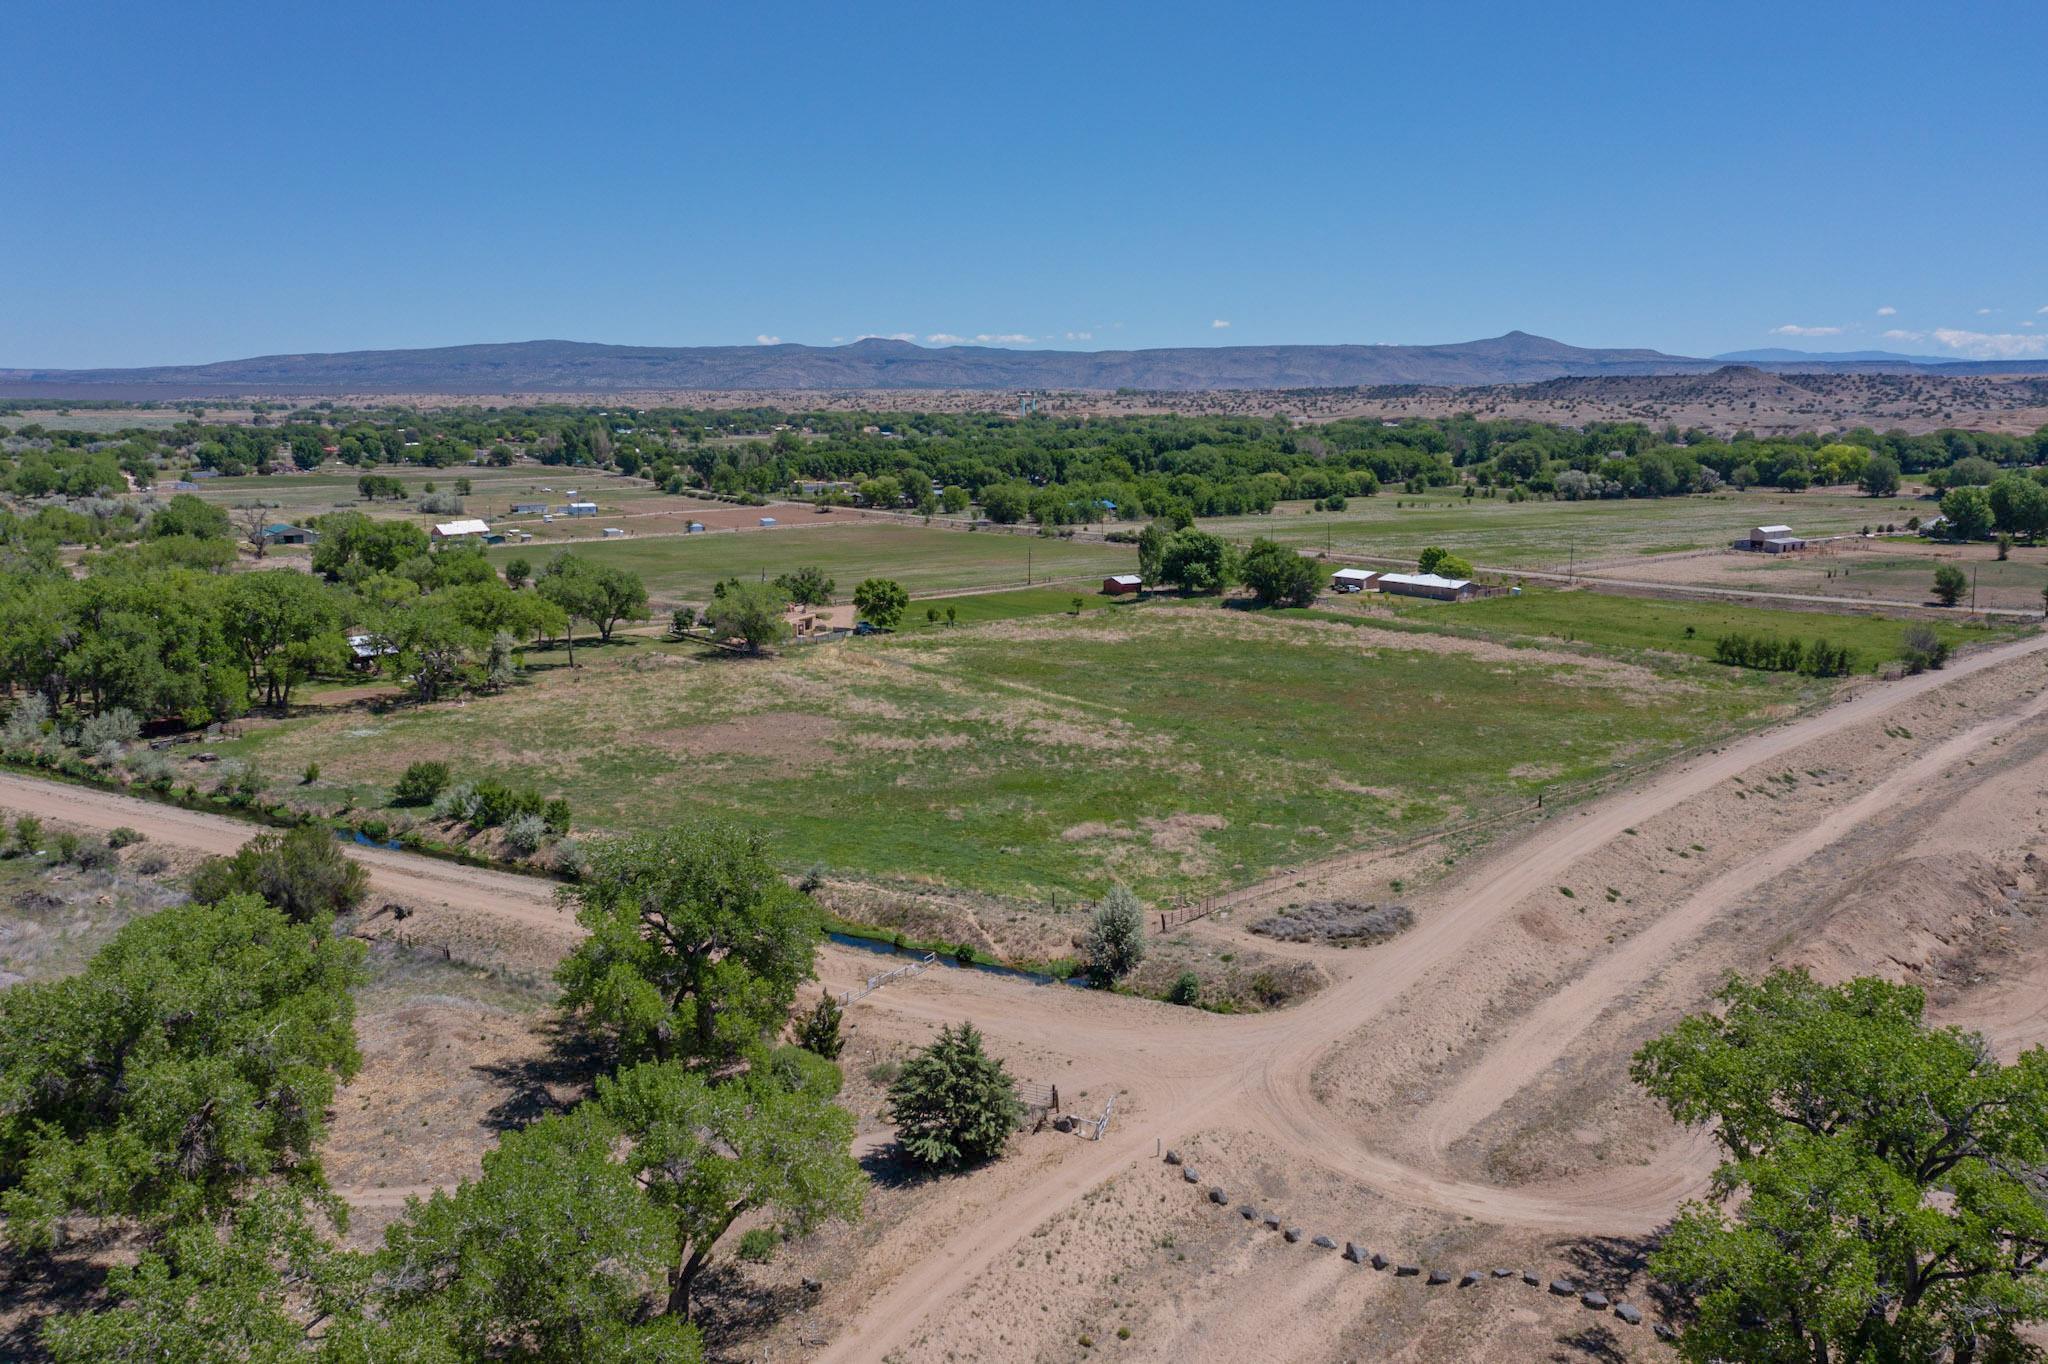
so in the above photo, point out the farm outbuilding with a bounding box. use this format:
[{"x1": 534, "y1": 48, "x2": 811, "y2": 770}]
[
  {"x1": 511, "y1": 501, "x2": 548, "y2": 514},
  {"x1": 1733, "y1": 524, "x2": 1806, "y2": 553},
  {"x1": 758, "y1": 516, "x2": 778, "y2": 527},
  {"x1": 1376, "y1": 572, "x2": 1477, "y2": 601},
  {"x1": 1330, "y1": 567, "x2": 1378, "y2": 593},
  {"x1": 260, "y1": 523, "x2": 317, "y2": 546},
  {"x1": 431, "y1": 519, "x2": 491, "y2": 541},
  {"x1": 564, "y1": 502, "x2": 599, "y2": 517},
  {"x1": 1102, "y1": 573, "x2": 1144, "y2": 595}
]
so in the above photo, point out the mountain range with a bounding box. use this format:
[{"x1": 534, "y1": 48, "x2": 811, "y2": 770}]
[{"x1": 4, "y1": 332, "x2": 2045, "y2": 397}]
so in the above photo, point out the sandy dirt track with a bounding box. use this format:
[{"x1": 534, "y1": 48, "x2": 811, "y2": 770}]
[
  {"x1": 0, "y1": 775, "x2": 567, "y2": 939},
  {"x1": 6, "y1": 628, "x2": 2047, "y2": 1361}
]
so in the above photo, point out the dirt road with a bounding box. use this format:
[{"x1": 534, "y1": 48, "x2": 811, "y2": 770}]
[
  {"x1": 9, "y1": 627, "x2": 2047, "y2": 1362},
  {"x1": 808, "y1": 627, "x2": 2048, "y2": 1362},
  {"x1": 0, "y1": 775, "x2": 566, "y2": 937}
]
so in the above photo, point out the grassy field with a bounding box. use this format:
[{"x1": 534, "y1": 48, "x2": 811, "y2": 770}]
[
  {"x1": 1364, "y1": 588, "x2": 2011, "y2": 671},
  {"x1": 1199, "y1": 488, "x2": 1929, "y2": 570},
  {"x1": 487, "y1": 522, "x2": 1138, "y2": 606},
  {"x1": 217, "y1": 592, "x2": 1821, "y2": 904}
]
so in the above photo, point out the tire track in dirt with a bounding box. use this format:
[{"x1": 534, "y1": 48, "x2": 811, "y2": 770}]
[
  {"x1": 814, "y1": 632, "x2": 2048, "y2": 1361},
  {"x1": 1414, "y1": 678, "x2": 2048, "y2": 1162}
]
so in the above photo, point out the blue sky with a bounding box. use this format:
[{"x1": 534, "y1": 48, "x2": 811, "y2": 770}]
[{"x1": 7, "y1": 0, "x2": 2045, "y2": 368}]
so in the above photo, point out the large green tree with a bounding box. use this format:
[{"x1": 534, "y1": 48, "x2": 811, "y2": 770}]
[
  {"x1": 1158, "y1": 529, "x2": 1234, "y2": 594},
  {"x1": 1633, "y1": 971, "x2": 2048, "y2": 1364},
  {"x1": 220, "y1": 570, "x2": 348, "y2": 709},
  {"x1": 1239, "y1": 538, "x2": 1321, "y2": 607},
  {"x1": 375, "y1": 1106, "x2": 700, "y2": 1363},
  {"x1": 1940, "y1": 485, "x2": 1995, "y2": 541},
  {"x1": 774, "y1": 566, "x2": 835, "y2": 607},
  {"x1": 555, "y1": 823, "x2": 823, "y2": 1065},
  {"x1": 597, "y1": 1049, "x2": 861, "y2": 1318},
  {"x1": 0, "y1": 896, "x2": 366, "y2": 1249},
  {"x1": 701, "y1": 578, "x2": 790, "y2": 654},
  {"x1": 851, "y1": 576, "x2": 908, "y2": 629}
]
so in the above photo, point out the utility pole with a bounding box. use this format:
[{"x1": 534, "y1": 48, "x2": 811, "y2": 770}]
[
  {"x1": 1026, "y1": 542, "x2": 1032, "y2": 585},
  {"x1": 1971, "y1": 565, "x2": 1979, "y2": 612}
]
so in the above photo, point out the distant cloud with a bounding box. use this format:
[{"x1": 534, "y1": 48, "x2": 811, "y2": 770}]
[
  {"x1": 754, "y1": 334, "x2": 781, "y2": 345},
  {"x1": 1064, "y1": 331, "x2": 1093, "y2": 342},
  {"x1": 1875, "y1": 305, "x2": 1897, "y2": 316},
  {"x1": 858, "y1": 332, "x2": 916, "y2": 342},
  {"x1": 926, "y1": 333, "x2": 966, "y2": 345},
  {"x1": 2039, "y1": 305, "x2": 2048, "y2": 315},
  {"x1": 1882, "y1": 329, "x2": 1927, "y2": 342},
  {"x1": 1211, "y1": 318, "x2": 1231, "y2": 329},
  {"x1": 976, "y1": 333, "x2": 1036, "y2": 345},
  {"x1": 1930, "y1": 327, "x2": 2048, "y2": 360},
  {"x1": 1769, "y1": 323, "x2": 1843, "y2": 337},
  {"x1": 1976, "y1": 307, "x2": 1995, "y2": 316}
]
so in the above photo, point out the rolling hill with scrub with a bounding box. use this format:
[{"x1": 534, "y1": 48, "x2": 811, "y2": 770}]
[{"x1": 10, "y1": 330, "x2": 2048, "y2": 397}]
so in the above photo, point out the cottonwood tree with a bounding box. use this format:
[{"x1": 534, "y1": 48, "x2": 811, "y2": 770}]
[
  {"x1": 554, "y1": 822, "x2": 822, "y2": 1066},
  {"x1": 218, "y1": 570, "x2": 348, "y2": 708},
  {"x1": 1158, "y1": 529, "x2": 1234, "y2": 593},
  {"x1": 774, "y1": 565, "x2": 835, "y2": 607},
  {"x1": 0, "y1": 895, "x2": 365, "y2": 1249},
  {"x1": 701, "y1": 578, "x2": 790, "y2": 654},
  {"x1": 1084, "y1": 885, "x2": 1148, "y2": 986},
  {"x1": 1239, "y1": 538, "x2": 1321, "y2": 607},
  {"x1": 1633, "y1": 970, "x2": 2048, "y2": 1364},
  {"x1": 375, "y1": 1105, "x2": 700, "y2": 1363},
  {"x1": 597, "y1": 1049, "x2": 861, "y2": 1319},
  {"x1": 39, "y1": 1191, "x2": 368, "y2": 1363},
  {"x1": 234, "y1": 505, "x2": 273, "y2": 560},
  {"x1": 851, "y1": 576, "x2": 908, "y2": 629},
  {"x1": 887, "y1": 1022, "x2": 1024, "y2": 1169}
]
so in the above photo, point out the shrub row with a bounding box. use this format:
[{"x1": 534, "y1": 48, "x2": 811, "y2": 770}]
[{"x1": 1712, "y1": 633, "x2": 1856, "y2": 677}]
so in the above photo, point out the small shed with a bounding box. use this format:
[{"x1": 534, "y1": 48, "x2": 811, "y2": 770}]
[
  {"x1": 602, "y1": 527, "x2": 625, "y2": 538},
  {"x1": 1102, "y1": 573, "x2": 1143, "y2": 596},
  {"x1": 1331, "y1": 567, "x2": 1378, "y2": 593},
  {"x1": 511, "y1": 501, "x2": 548, "y2": 515},
  {"x1": 261, "y1": 523, "x2": 317, "y2": 546},
  {"x1": 758, "y1": 516, "x2": 778, "y2": 527},
  {"x1": 564, "y1": 502, "x2": 598, "y2": 517},
  {"x1": 686, "y1": 521, "x2": 705, "y2": 533},
  {"x1": 1734, "y1": 524, "x2": 1806, "y2": 553},
  {"x1": 1377, "y1": 572, "x2": 1476, "y2": 601},
  {"x1": 432, "y1": 518, "x2": 491, "y2": 541}
]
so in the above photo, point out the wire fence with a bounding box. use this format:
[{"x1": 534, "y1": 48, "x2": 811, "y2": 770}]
[{"x1": 839, "y1": 952, "x2": 936, "y2": 1005}]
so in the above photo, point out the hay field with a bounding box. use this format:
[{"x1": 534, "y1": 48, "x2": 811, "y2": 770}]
[
  {"x1": 1200, "y1": 488, "x2": 1927, "y2": 570},
  {"x1": 218, "y1": 597, "x2": 1812, "y2": 903},
  {"x1": 488, "y1": 521, "x2": 1138, "y2": 605}
]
